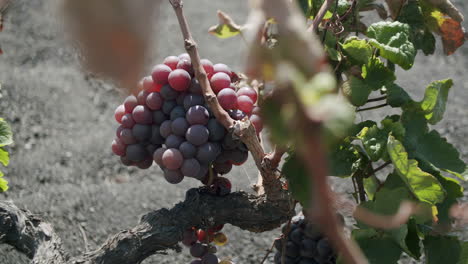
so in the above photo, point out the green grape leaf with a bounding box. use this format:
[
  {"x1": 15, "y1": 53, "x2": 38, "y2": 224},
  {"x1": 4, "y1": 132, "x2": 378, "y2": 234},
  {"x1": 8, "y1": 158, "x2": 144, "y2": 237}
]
[
  {"x1": 419, "y1": 79, "x2": 452, "y2": 124},
  {"x1": 357, "y1": 117, "x2": 405, "y2": 162},
  {"x1": 406, "y1": 219, "x2": 422, "y2": 259},
  {"x1": 424, "y1": 236, "x2": 468, "y2": 264},
  {"x1": 328, "y1": 141, "x2": 360, "y2": 177},
  {"x1": 387, "y1": 135, "x2": 445, "y2": 204},
  {"x1": 261, "y1": 98, "x2": 291, "y2": 147},
  {"x1": 386, "y1": 83, "x2": 413, "y2": 107},
  {"x1": 0, "y1": 148, "x2": 9, "y2": 166},
  {"x1": 352, "y1": 229, "x2": 403, "y2": 264},
  {"x1": 401, "y1": 110, "x2": 429, "y2": 154},
  {"x1": 0, "y1": 118, "x2": 13, "y2": 147},
  {"x1": 397, "y1": 0, "x2": 436, "y2": 55},
  {"x1": 414, "y1": 130, "x2": 466, "y2": 180},
  {"x1": 362, "y1": 57, "x2": 396, "y2": 90},
  {"x1": 282, "y1": 154, "x2": 311, "y2": 207},
  {"x1": 363, "y1": 175, "x2": 379, "y2": 200},
  {"x1": 367, "y1": 21, "x2": 416, "y2": 70},
  {"x1": 342, "y1": 76, "x2": 372, "y2": 106},
  {"x1": 0, "y1": 171, "x2": 8, "y2": 192},
  {"x1": 341, "y1": 37, "x2": 373, "y2": 65},
  {"x1": 297, "y1": 0, "x2": 312, "y2": 17}
]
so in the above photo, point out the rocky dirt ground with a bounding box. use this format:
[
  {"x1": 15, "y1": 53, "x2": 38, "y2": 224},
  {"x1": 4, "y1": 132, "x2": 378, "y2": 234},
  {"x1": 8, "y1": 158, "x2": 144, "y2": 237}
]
[{"x1": 0, "y1": 1, "x2": 466, "y2": 263}]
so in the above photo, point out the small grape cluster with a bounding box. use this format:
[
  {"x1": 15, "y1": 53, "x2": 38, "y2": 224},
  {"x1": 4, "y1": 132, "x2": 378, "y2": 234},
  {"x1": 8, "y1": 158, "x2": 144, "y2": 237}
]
[
  {"x1": 273, "y1": 216, "x2": 337, "y2": 264},
  {"x1": 111, "y1": 53, "x2": 263, "y2": 184},
  {"x1": 182, "y1": 225, "x2": 230, "y2": 264}
]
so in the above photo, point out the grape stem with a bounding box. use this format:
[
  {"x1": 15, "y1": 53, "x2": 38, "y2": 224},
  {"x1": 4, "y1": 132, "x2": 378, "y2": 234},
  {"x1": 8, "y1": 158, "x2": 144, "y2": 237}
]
[
  {"x1": 307, "y1": 0, "x2": 335, "y2": 33},
  {"x1": 168, "y1": 0, "x2": 284, "y2": 199}
]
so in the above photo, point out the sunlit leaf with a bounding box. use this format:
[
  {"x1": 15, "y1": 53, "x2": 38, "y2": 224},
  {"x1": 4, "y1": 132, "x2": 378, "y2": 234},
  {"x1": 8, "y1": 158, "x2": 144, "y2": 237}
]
[
  {"x1": 0, "y1": 147, "x2": 9, "y2": 166},
  {"x1": 341, "y1": 37, "x2": 373, "y2": 65},
  {"x1": 0, "y1": 171, "x2": 8, "y2": 192},
  {"x1": 0, "y1": 118, "x2": 13, "y2": 147},
  {"x1": 208, "y1": 10, "x2": 242, "y2": 39},
  {"x1": 420, "y1": 79, "x2": 452, "y2": 124}
]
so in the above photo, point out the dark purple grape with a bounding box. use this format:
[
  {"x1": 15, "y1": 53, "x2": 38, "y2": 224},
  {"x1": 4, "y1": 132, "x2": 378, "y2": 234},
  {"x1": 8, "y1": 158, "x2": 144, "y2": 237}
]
[
  {"x1": 213, "y1": 162, "x2": 232, "y2": 175},
  {"x1": 152, "y1": 111, "x2": 167, "y2": 125},
  {"x1": 176, "y1": 92, "x2": 187, "y2": 105},
  {"x1": 201, "y1": 253, "x2": 218, "y2": 264},
  {"x1": 153, "y1": 147, "x2": 167, "y2": 166},
  {"x1": 182, "y1": 229, "x2": 198, "y2": 247},
  {"x1": 162, "y1": 148, "x2": 183, "y2": 170},
  {"x1": 120, "y1": 128, "x2": 137, "y2": 145},
  {"x1": 300, "y1": 238, "x2": 317, "y2": 258},
  {"x1": 207, "y1": 119, "x2": 225, "y2": 141},
  {"x1": 298, "y1": 258, "x2": 319, "y2": 264},
  {"x1": 186, "y1": 125, "x2": 209, "y2": 146},
  {"x1": 190, "y1": 242, "x2": 207, "y2": 258},
  {"x1": 183, "y1": 94, "x2": 205, "y2": 110},
  {"x1": 179, "y1": 141, "x2": 197, "y2": 158},
  {"x1": 165, "y1": 134, "x2": 184, "y2": 148},
  {"x1": 151, "y1": 125, "x2": 164, "y2": 144},
  {"x1": 163, "y1": 169, "x2": 184, "y2": 184},
  {"x1": 116, "y1": 125, "x2": 124, "y2": 139},
  {"x1": 238, "y1": 143, "x2": 248, "y2": 152},
  {"x1": 317, "y1": 238, "x2": 332, "y2": 257},
  {"x1": 290, "y1": 228, "x2": 303, "y2": 245},
  {"x1": 285, "y1": 241, "x2": 299, "y2": 258},
  {"x1": 160, "y1": 84, "x2": 179, "y2": 100},
  {"x1": 181, "y1": 158, "x2": 201, "y2": 178},
  {"x1": 132, "y1": 124, "x2": 151, "y2": 141},
  {"x1": 222, "y1": 135, "x2": 240, "y2": 150},
  {"x1": 146, "y1": 144, "x2": 157, "y2": 155},
  {"x1": 126, "y1": 144, "x2": 147, "y2": 162},
  {"x1": 160, "y1": 120, "x2": 172, "y2": 138},
  {"x1": 226, "y1": 149, "x2": 248, "y2": 165},
  {"x1": 196, "y1": 142, "x2": 221, "y2": 164},
  {"x1": 171, "y1": 117, "x2": 189, "y2": 136},
  {"x1": 194, "y1": 165, "x2": 209, "y2": 180},
  {"x1": 146, "y1": 92, "x2": 163, "y2": 110},
  {"x1": 121, "y1": 113, "x2": 135, "y2": 128},
  {"x1": 137, "y1": 159, "x2": 153, "y2": 169},
  {"x1": 170, "y1": 106, "x2": 186, "y2": 120},
  {"x1": 186, "y1": 105, "x2": 209, "y2": 125},
  {"x1": 228, "y1": 109, "x2": 246, "y2": 121},
  {"x1": 120, "y1": 156, "x2": 133, "y2": 166},
  {"x1": 190, "y1": 260, "x2": 202, "y2": 264},
  {"x1": 162, "y1": 100, "x2": 177, "y2": 115},
  {"x1": 189, "y1": 79, "x2": 203, "y2": 94},
  {"x1": 132, "y1": 105, "x2": 152, "y2": 124}
]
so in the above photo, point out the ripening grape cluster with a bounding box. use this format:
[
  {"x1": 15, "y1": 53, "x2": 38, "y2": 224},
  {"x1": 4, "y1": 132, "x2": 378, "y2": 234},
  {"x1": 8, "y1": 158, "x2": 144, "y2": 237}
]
[
  {"x1": 111, "y1": 53, "x2": 263, "y2": 184},
  {"x1": 182, "y1": 225, "x2": 231, "y2": 264},
  {"x1": 273, "y1": 216, "x2": 337, "y2": 264}
]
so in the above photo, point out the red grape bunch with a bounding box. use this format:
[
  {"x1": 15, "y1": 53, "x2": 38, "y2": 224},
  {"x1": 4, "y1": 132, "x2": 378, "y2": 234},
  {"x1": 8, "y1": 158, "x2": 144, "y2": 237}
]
[
  {"x1": 111, "y1": 53, "x2": 263, "y2": 184},
  {"x1": 273, "y1": 215, "x2": 339, "y2": 264},
  {"x1": 183, "y1": 225, "x2": 230, "y2": 264}
]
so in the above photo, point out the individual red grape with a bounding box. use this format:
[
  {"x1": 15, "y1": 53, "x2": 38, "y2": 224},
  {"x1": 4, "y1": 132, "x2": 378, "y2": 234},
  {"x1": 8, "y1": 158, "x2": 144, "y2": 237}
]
[
  {"x1": 160, "y1": 84, "x2": 179, "y2": 100},
  {"x1": 123, "y1": 95, "x2": 138, "y2": 113},
  {"x1": 168, "y1": 69, "x2": 191, "y2": 92},
  {"x1": 121, "y1": 113, "x2": 135, "y2": 128},
  {"x1": 201, "y1": 59, "x2": 214, "y2": 77},
  {"x1": 176, "y1": 59, "x2": 194, "y2": 76},
  {"x1": 120, "y1": 156, "x2": 133, "y2": 166},
  {"x1": 132, "y1": 124, "x2": 152, "y2": 141},
  {"x1": 136, "y1": 159, "x2": 153, "y2": 169},
  {"x1": 164, "y1": 169, "x2": 184, "y2": 184},
  {"x1": 213, "y1": 63, "x2": 232, "y2": 76},
  {"x1": 225, "y1": 149, "x2": 248, "y2": 165},
  {"x1": 237, "y1": 95, "x2": 254, "y2": 114},
  {"x1": 126, "y1": 144, "x2": 147, "y2": 162},
  {"x1": 114, "y1": 105, "x2": 125, "y2": 123},
  {"x1": 179, "y1": 141, "x2": 197, "y2": 158},
  {"x1": 111, "y1": 138, "x2": 126, "y2": 156},
  {"x1": 137, "y1": 90, "x2": 150, "y2": 105},
  {"x1": 251, "y1": 106, "x2": 261, "y2": 115},
  {"x1": 186, "y1": 125, "x2": 209, "y2": 146},
  {"x1": 162, "y1": 148, "x2": 183, "y2": 170},
  {"x1": 210, "y1": 72, "x2": 231, "y2": 94},
  {"x1": 211, "y1": 177, "x2": 232, "y2": 196},
  {"x1": 181, "y1": 158, "x2": 201, "y2": 178},
  {"x1": 160, "y1": 120, "x2": 172, "y2": 138},
  {"x1": 178, "y1": 53, "x2": 190, "y2": 60},
  {"x1": 120, "y1": 128, "x2": 137, "y2": 144},
  {"x1": 186, "y1": 105, "x2": 209, "y2": 125},
  {"x1": 142, "y1": 76, "x2": 161, "y2": 92},
  {"x1": 217, "y1": 88, "x2": 238, "y2": 110},
  {"x1": 146, "y1": 92, "x2": 163, "y2": 110},
  {"x1": 153, "y1": 147, "x2": 167, "y2": 165},
  {"x1": 213, "y1": 162, "x2": 232, "y2": 175},
  {"x1": 237, "y1": 87, "x2": 258, "y2": 103},
  {"x1": 171, "y1": 117, "x2": 189, "y2": 136},
  {"x1": 151, "y1": 64, "x2": 172, "y2": 85},
  {"x1": 249, "y1": 114, "x2": 263, "y2": 133},
  {"x1": 163, "y1": 55, "x2": 179, "y2": 70},
  {"x1": 116, "y1": 125, "x2": 124, "y2": 139},
  {"x1": 132, "y1": 105, "x2": 152, "y2": 124}
]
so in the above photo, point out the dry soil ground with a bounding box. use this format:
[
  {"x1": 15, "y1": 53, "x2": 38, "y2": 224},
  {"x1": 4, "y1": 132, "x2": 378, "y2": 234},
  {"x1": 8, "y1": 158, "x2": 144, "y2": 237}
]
[{"x1": 0, "y1": 1, "x2": 466, "y2": 264}]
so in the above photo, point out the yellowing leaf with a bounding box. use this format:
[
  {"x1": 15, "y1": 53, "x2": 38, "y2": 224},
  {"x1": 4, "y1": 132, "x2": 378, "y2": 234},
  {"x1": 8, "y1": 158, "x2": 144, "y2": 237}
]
[{"x1": 208, "y1": 10, "x2": 242, "y2": 39}]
